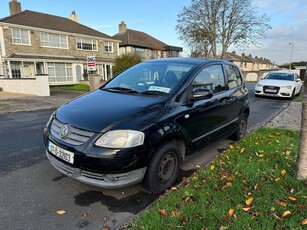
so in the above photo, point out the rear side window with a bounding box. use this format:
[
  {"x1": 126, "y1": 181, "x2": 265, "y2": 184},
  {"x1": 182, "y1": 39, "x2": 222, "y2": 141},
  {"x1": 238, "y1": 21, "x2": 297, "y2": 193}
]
[
  {"x1": 225, "y1": 65, "x2": 243, "y2": 89},
  {"x1": 192, "y1": 64, "x2": 226, "y2": 94}
]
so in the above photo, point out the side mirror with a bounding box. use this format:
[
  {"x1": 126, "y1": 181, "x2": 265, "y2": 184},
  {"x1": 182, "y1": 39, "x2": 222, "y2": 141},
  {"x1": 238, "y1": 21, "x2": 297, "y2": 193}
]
[
  {"x1": 191, "y1": 88, "x2": 213, "y2": 101},
  {"x1": 296, "y1": 79, "x2": 301, "y2": 82},
  {"x1": 260, "y1": 76, "x2": 265, "y2": 80}
]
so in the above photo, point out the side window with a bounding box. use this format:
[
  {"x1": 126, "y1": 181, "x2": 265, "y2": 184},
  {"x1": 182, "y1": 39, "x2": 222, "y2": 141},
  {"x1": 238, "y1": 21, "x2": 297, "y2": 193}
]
[
  {"x1": 192, "y1": 64, "x2": 226, "y2": 94},
  {"x1": 226, "y1": 65, "x2": 243, "y2": 89}
]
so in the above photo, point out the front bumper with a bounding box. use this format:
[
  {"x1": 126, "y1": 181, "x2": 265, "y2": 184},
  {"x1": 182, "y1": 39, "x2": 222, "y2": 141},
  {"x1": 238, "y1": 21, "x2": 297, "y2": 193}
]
[
  {"x1": 254, "y1": 86, "x2": 292, "y2": 98},
  {"x1": 46, "y1": 151, "x2": 147, "y2": 188}
]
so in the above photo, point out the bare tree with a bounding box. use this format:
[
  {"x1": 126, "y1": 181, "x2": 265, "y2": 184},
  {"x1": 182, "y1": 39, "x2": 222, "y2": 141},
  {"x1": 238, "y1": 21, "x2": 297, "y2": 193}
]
[{"x1": 176, "y1": 0, "x2": 271, "y2": 58}]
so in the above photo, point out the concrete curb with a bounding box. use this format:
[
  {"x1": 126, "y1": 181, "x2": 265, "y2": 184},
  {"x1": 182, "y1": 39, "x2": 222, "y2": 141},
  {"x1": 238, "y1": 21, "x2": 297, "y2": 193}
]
[{"x1": 297, "y1": 97, "x2": 307, "y2": 180}]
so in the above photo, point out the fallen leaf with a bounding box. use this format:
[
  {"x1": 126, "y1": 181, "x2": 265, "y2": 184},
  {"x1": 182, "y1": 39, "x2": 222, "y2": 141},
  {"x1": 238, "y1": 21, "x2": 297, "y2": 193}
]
[
  {"x1": 288, "y1": 196, "x2": 297, "y2": 201},
  {"x1": 276, "y1": 140, "x2": 280, "y2": 143},
  {"x1": 273, "y1": 213, "x2": 282, "y2": 221},
  {"x1": 275, "y1": 177, "x2": 280, "y2": 182},
  {"x1": 240, "y1": 148, "x2": 245, "y2": 153},
  {"x1": 195, "y1": 214, "x2": 203, "y2": 220},
  {"x1": 228, "y1": 209, "x2": 234, "y2": 216},
  {"x1": 56, "y1": 210, "x2": 66, "y2": 215},
  {"x1": 258, "y1": 154, "x2": 265, "y2": 157},
  {"x1": 220, "y1": 226, "x2": 227, "y2": 230},
  {"x1": 171, "y1": 186, "x2": 177, "y2": 190},
  {"x1": 302, "y1": 219, "x2": 307, "y2": 225},
  {"x1": 210, "y1": 165, "x2": 215, "y2": 170},
  {"x1": 196, "y1": 164, "x2": 201, "y2": 168},
  {"x1": 101, "y1": 226, "x2": 110, "y2": 230},
  {"x1": 181, "y1": 219, "x2": 187, "y2": 225},
  {"x1": 242, "y1": 207, "x2": 251, "y2": 212},
  {"x1": 279, "y1": 201, "x2": 287, "y2": 207},
  {"x1": 281, "y1": 169, "x2": 286, "y2": 175},
  {"x1": 158, "y1": 209, "x2": 167, "y2": 217},
  {"x1": 80, "y1": 212, "x2": 89, "y2": 218},
  {"x1": 282, "y1": 210, "x2": 291, "y2": 218},
  {"x1": 226, "y1": 182, "x2": 232, "y2": 187},
  {"x1": 245, "y1": 197, "x2": 254, "y2": 206},
  {"x1": 171, "y1": 210, "x2": 182, "y2": 218},
  {"x1": 229, "y1": 145, "x2": 234, "y2": 149}
]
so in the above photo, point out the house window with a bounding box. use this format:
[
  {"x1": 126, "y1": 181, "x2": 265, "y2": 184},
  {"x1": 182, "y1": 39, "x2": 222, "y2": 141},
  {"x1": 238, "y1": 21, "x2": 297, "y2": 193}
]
[
  {"x1": 104, "y1": 42, "x2": 113, "y2": 53},
  {"x1": 47, "y1": 63, "x2": 73, "y2": 82},
  {"x1": 134, "y1": 48, "x2": 145, "y2": 57},
  {"x1": 12, "y1": 28, "x2": 30, "y2": 45},
  {"x1": 76, "y1": 38, "x2": 97, "y2": 51},
  {"x1": 41, "y1": 32, "x2": 68, "y2": 48}
]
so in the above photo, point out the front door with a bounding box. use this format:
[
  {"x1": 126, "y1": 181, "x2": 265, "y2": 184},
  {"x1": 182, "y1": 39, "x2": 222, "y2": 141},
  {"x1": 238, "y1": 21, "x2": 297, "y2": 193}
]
[{"x1": 178, "y1": 64, "x2": 232, "y2": 154}]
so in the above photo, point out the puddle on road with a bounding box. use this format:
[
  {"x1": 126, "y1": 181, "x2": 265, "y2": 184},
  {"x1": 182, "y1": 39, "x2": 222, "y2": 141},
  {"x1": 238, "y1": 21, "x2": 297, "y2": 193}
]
[
  {"x1": 74, "y1": 190, "x2": 158, "y2": 214},
  {"x1": 73, "y1": 169, "x2": 194, "y2": 215}
]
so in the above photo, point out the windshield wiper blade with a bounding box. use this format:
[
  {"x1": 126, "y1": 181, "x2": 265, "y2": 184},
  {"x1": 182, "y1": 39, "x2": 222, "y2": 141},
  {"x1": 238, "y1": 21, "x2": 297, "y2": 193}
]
[
  {"x1": 103, "y1": 87, "x2": 139, "y2": 93},
  {"x1": 141, "y1": 90, "x2": 168, "y2": 95}
]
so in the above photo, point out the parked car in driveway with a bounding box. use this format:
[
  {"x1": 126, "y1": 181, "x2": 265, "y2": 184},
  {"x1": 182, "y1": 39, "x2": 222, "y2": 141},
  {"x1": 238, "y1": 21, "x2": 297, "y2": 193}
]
[
  {"x1": 254, "y1": 71, "x2": 302, "y2": 98},
  {"x1": 43, "y1": 58, "x2": 249, "y2": 194}
]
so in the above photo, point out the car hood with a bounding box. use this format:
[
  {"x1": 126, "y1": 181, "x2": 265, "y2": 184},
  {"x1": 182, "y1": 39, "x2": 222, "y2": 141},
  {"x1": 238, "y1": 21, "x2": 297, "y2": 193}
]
[
  {"x1": 55, "y1": 89, "x2": 167, "y2": 132},
  {"x1": 258, "y1": 79, "x2": 295, "y2": 87}
]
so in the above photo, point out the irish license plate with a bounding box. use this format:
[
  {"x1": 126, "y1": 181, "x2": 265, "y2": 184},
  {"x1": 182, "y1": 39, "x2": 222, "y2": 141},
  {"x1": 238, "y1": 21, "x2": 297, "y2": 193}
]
[
  {"x1": 48, "y1": 141, "x2": 74, "y2": 164},
  {"x1": 265, "y1": 89, "x2": 277, "y2": 93}
]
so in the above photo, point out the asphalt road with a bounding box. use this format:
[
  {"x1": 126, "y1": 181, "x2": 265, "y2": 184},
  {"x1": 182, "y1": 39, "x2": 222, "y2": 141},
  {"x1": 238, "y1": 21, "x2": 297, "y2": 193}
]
[{"x1": 0, "y1": 83, "x2": 291, "y2": 230}]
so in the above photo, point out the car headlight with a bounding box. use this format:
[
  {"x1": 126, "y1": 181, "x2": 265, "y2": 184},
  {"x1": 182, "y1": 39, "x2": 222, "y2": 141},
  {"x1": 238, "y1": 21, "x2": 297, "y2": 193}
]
[
  {"x1": 256, "y1": 83, "x2": 263, "y2": 87},
  {"x1": 281, "y1": 86, "x2": 292, "y2": 90},
  {"x1": 95, "y1": 130, "x2": 145, "y2": 148}
]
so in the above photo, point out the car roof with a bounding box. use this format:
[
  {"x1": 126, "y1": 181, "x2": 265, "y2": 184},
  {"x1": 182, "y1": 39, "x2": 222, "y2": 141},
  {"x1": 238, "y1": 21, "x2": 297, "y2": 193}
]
[
  {"x1": 269, "y1": 71, "x2": 295, "y2": 75},
  {"x1": 145, "y1": 58, "x2": 233, "y2": 65}
]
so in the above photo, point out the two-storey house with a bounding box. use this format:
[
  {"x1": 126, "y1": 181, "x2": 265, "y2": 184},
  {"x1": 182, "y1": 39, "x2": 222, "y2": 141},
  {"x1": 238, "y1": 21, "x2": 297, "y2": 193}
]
[
  {"x1": 0, "y1": 0, "x2": 120, "y2": 85},
  {"x1": 112, "y1": 21, "x2": 183, "y2": 60}
]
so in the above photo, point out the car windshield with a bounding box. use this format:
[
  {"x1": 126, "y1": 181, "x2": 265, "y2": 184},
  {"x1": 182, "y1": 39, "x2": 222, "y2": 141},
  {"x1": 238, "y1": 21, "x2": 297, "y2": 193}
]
[
  {"x1": 265, "y1": 73, "x2": 294, "y2": 81},
  {"x1": 103, "y1": 61, "x2": 196, "y2": 95}
]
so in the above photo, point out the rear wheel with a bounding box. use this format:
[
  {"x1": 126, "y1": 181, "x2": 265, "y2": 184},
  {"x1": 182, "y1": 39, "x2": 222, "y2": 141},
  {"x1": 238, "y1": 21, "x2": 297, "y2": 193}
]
[
  {"x1": 230, "y1": 113, "x2": 248, "y2": 141},
  {"x1": 144, "y1": 143, "x2": 180, "y2": 194}
]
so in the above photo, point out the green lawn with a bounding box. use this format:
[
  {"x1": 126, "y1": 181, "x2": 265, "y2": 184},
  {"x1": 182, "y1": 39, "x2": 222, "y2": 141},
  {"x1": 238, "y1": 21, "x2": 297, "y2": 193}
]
[
  {"x1": 131, "y1": 128, "x2": 307, "y2": 229},
  {"x1": 50, "y1": 84, "x2": 90, "y2": 92}
]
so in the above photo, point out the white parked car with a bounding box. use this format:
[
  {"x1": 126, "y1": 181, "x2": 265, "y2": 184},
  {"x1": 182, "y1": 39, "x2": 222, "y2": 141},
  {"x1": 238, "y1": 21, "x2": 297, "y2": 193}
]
[{"x1": 254, "y1": 71, "x2": 302, "y2": 98}]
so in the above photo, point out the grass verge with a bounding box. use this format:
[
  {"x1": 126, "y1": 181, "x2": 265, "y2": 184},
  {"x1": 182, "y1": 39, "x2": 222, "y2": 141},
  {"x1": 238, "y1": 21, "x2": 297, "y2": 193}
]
[
  {"x1": 50, "y1": 84, "x2": 90, "y2": 92},
  {"x1": 295, "y1": 93, "x2": 304, "y2": 102},
  {"x1": 131, "y1": 128, "x2": 307, "y2": 229}
]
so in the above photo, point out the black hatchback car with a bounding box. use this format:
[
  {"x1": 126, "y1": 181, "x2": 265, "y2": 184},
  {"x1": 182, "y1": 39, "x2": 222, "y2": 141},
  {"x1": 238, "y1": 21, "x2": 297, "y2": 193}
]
[{"x1": 44, "y1": 58, "x2": 249, "y2": 194}]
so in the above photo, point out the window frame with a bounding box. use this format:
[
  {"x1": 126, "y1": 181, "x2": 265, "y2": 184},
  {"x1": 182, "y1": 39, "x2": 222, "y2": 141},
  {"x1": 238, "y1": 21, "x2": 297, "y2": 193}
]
[
  {"x1": 40, "y1": 32, "x2": 68, "y2": 49},
  {"x1": 76, "y1": 37, "x2": 98, "y2": 51},
  {"x1": 11, "y1": 28, "x2": 30, "y2": 45},
  {"x1": 104, "y1": 42, "x2": 114, "y2": 53}
]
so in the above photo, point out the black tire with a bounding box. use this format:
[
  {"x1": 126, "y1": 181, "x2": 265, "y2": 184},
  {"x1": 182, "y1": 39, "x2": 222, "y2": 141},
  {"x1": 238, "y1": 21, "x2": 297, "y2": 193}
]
[
  {"x1": 230, "y1": 113, "x2": 248, "y2": 141},
  {"x1": 290, "y1": 89, "x2": 296, "y2": 99},
  {"x1": 144, "y1": 143, "x2": 180, "y2": 194}
]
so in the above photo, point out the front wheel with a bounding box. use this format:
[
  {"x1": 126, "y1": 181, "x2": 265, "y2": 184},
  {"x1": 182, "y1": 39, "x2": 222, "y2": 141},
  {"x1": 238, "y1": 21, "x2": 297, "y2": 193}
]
[
  {"x1": 144, "y1": 143, "x2": 180, "y2": 194},
  {"x1": 230, "y1": 113, "x2": 248, "y2": 141}
]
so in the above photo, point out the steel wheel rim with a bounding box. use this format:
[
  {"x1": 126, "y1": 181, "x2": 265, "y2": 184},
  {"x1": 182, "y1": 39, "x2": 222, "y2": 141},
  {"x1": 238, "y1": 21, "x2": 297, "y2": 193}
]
[{"x1": 158, "y1": 153, "x2": 176, "y2": 185}]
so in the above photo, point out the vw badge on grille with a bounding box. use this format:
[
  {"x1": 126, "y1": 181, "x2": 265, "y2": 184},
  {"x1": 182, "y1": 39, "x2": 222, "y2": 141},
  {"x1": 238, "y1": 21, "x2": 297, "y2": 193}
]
[{"x1": 60, "y1": 124, "x2": 69, "y2": 138}]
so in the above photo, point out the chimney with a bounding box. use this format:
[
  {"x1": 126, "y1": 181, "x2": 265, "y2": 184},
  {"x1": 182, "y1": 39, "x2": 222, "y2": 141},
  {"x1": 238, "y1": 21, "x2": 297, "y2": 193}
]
[
  {"x1": 9, "y1": 0, "x2": 22, "y2": 16},
  {"x1": 69, "y1": 10, "x2": 79, "y2": 22},
  {"x1": 119, "y1": 21, "x2": 127, "y2": 34}
]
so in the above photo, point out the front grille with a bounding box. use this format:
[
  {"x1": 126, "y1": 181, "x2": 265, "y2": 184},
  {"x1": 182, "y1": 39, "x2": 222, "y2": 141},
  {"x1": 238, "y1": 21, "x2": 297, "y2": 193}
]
[
  {"x1": 263, "y1": 85, "x2": 280, "y2": 94},
  {"x1": 50, "y1": 118, "x2": 95, "y2": 145}
]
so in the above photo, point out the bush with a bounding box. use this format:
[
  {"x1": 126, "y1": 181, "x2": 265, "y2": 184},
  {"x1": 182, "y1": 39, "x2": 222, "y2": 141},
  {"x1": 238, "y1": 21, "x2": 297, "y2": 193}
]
[{"x1": 112, "y1": 53, "x2": 142, "y2": 76}]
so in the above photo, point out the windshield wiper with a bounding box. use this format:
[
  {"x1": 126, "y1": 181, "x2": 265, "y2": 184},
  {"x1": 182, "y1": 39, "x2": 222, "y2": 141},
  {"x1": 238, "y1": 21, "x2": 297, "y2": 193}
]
[
  {"x1": 103, "y1": 87, "x2": 139, "y2": 94},
  {"x1": 141, "y1": 90, "x2": 168, "y2": 95}
]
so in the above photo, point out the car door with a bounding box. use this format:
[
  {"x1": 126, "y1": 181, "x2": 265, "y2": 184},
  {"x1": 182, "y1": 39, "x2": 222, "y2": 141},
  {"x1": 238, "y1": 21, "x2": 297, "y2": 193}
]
[{"x1": 176, "y1": 63, "x2": 233, "y2": 154}]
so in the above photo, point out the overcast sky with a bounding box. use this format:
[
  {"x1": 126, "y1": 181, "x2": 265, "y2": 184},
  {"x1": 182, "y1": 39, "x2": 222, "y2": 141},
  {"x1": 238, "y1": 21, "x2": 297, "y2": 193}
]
[{"x1": 0, "y1": 0, "x2": 306, "y2": 65}]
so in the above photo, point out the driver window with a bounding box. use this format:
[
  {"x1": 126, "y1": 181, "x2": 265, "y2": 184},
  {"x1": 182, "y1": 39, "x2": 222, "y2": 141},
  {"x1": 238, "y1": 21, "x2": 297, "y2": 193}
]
[{"x1": 192, "y1": 65, "x2": 226, "y2": 94}]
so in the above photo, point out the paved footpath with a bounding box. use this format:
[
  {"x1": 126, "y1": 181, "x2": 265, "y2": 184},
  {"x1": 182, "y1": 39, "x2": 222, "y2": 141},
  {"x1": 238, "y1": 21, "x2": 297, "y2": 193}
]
[{"x1": 0, "y1": 89, "x2": 306, "y2": 180}]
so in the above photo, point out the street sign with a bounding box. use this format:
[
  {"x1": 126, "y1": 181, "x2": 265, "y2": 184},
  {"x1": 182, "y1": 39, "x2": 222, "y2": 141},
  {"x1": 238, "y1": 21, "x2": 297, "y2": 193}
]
[{"x1": 87, "y1": 56, "x2": 96, "y2": 71}]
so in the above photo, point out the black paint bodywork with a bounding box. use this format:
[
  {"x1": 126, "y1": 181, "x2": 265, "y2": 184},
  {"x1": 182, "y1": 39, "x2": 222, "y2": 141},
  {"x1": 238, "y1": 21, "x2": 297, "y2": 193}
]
[{"x1": 43, "y1": 58, "x2": 249, "y2": 177}]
